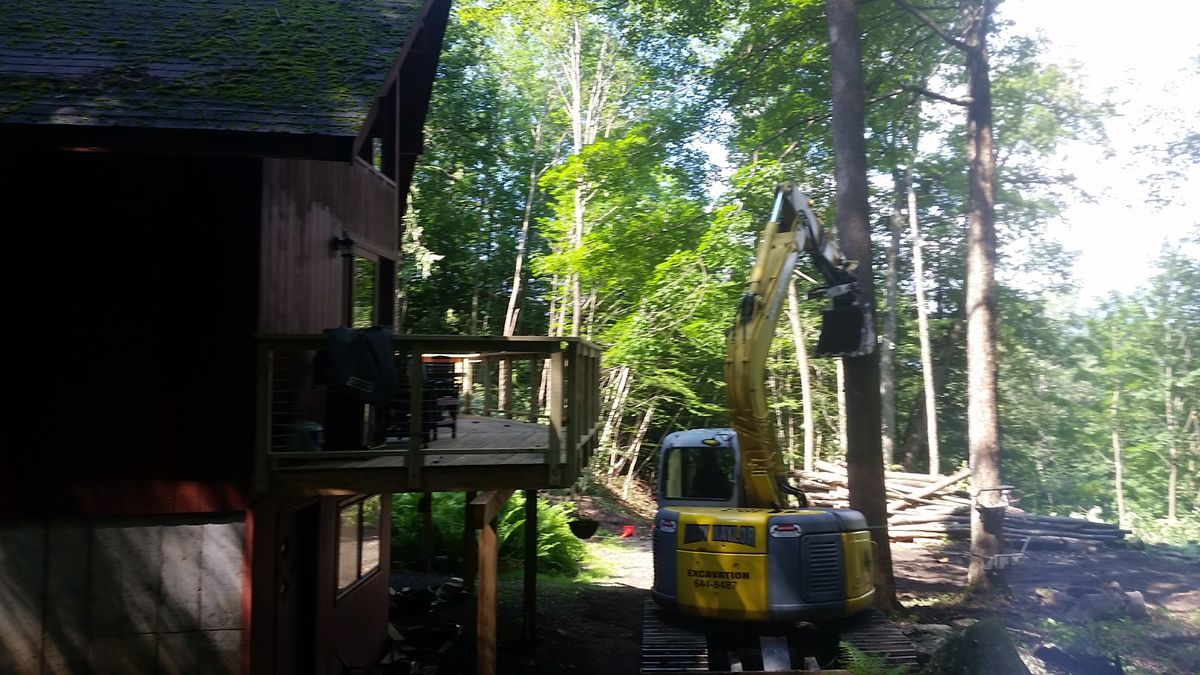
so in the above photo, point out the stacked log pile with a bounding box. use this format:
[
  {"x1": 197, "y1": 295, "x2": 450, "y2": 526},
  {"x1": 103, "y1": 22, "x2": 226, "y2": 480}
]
[{"x1": 795, "y1": 460, "x2": 1128, "y2": 549}]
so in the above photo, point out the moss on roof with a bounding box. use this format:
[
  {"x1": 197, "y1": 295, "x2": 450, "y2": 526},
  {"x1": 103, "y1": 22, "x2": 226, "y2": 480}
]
[{"x1": 0, "y1": 0, "x2": 426, "y2": 136}]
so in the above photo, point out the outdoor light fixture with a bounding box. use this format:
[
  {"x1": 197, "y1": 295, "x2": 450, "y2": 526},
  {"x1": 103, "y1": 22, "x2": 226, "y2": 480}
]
[{"x1": 334, "y1": 232, "x2": 355, "y2": 258}]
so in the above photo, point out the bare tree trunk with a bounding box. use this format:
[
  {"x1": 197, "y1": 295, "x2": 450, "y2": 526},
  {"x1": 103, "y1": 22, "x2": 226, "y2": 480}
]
[
  {"x1": 602, "y1": 365, "x2": 631, "y2": 472},
  {"x1": 899, "y1": 319, "x2": 963, "y2": 468},
  {"x1": 881, "y1": 173, "x2": 902, "y2": 466},
  {"x1": 836, "y1": 359, "x2": 848, "y2": 457},
  {"x1": 826, "y1": 0, "x2": 896, "y2": 610},
  {"x1": 908, "y1": 164, "x2": 941, "y2": 475},
  {"x1": 1111, "y1": 388, "x2": 1127, "y2": 529},
  {"x1": 787, "y1": 284, "x2": 817, "y2": 472},
  {"x1": 961, "y1": 0, "x2": 1004, "y2": 594},
  {"x1": 622, "y1": 403, "x2": 656, "y2": 500},
  {"x1": 1165, "y1": 363, "x2": 1179, "y2": 522}
]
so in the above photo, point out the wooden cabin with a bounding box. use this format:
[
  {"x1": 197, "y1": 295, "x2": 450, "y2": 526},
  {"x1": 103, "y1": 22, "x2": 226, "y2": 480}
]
[{"x1": 0, "y1": 2, "x2": 599, "y2": 673}]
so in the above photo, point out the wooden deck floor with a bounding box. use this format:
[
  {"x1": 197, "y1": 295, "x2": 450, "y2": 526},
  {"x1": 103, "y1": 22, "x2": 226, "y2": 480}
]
[{"x1": 267, "y1": 415, "x2": 568, "y2": 495}]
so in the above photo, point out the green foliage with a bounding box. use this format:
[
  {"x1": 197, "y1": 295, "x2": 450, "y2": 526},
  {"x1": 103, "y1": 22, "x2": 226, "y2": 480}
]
[
  {"x1": 838, "y1": 642, "x2": 908, "y2": 675},
  {"x1": 401, "y1": 0, "x2": 1198, "y2": 530},
  {"x1": 390, "y1": 493, "x2": 588, "y2": 575}
]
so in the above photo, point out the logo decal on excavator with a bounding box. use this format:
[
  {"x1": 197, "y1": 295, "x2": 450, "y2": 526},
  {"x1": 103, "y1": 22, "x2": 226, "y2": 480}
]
[
  {"x1": 712, "y1": 525, "x2": 756, "y2": 547},
  {"x1": 683, "y1": 524, "x2": 710, "y2": 544}
]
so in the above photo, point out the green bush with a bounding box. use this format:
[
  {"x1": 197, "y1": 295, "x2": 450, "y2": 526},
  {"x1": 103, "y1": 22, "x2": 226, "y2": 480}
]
[{"x1": 391, "y1": 493, "x2": 589, "y2": 575}]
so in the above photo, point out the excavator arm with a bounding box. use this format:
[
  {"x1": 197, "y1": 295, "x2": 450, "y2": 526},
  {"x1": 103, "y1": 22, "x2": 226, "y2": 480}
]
[{"x1": 724, "y1": 183, "x2": 875, "y2": 509}]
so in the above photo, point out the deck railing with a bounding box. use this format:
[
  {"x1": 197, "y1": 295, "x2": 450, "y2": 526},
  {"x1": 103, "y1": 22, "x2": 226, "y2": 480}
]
[{"x1": 255, "y1": 334, "x2": 601, "y2": 494}]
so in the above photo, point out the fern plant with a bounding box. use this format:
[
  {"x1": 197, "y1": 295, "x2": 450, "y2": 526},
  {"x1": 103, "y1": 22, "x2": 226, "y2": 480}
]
[
  {"x1": 839, "y1": 642, "x2": 909, "y2": 675},
  {"x1": 391, "y1": 492, "x2": 588, "y2": 575}
]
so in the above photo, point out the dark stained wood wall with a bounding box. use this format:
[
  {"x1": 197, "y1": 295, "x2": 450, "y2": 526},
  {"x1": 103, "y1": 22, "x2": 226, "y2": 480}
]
[
  {"x1": 0, "y1": 150, "x2": 261, "y2": 517},
  {"x1": 259, "y1": 158, "x2": 397, "y2": 333}
]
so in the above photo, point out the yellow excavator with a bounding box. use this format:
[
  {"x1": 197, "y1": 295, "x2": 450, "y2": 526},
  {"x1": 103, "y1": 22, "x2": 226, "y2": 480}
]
[{"x1": 645, "y1": 184, "x2": 902, "y2": 672}]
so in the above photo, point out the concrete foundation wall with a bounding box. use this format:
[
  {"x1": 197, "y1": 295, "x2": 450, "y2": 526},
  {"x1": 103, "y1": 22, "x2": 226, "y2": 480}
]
[{"x1": 0, "y1": 515, "x2": 245, "y2": 674}]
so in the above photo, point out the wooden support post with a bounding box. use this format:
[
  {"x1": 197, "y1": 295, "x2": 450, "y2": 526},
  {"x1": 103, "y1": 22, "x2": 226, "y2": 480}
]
[
  {"x1": 529, "y1": 356, "x2": 543, "y2": 423},
  {"x1": 462, "y1": 358, "x2": 474, "y2": 414},
  {"x1": 477, "y1": 513, "x2": 498, "y2": 675},
  {"x1": 523, "y1": 489, "x2": 538, "y2": 644},
  {"x1": 408, "y1": 347, "x2": 424, "y2": 488},
  {"x1": 548, "y1": 351, "x2": 564, "y2": 483},
  {"x1": 502, "y1": 357, "x2": 514, "y2": 419},
  {"x1": 565, "y1": 342, "x2": 580, "y2": 483},
  {"x1": 463, "y1": 490, "x2": 477, "y2": 594},
  {"x1": 470, "y1": 490, "x2": 513, "y2": 675},
  {"x1": 482, "y1": 357, "x2": 494, "y2": 417}
]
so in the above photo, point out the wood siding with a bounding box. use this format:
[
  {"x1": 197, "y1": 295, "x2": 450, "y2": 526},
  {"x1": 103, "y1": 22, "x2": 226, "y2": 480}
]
[
  {"x1": 0, "y1": 151, "x2": 261, "y2": 517},
  {"x1": 259, "y1": 158, "x2": 397, "y2": 333}
]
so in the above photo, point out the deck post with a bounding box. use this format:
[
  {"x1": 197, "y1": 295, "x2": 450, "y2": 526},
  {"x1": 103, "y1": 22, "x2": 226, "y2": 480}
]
[
  {"x1": 470, "y1": 490, "x2": 513, "y2": 675},
  {"x1": 522, "y1": 488, "x2": 538, "y2": 643},
  {"x1": 548, "y1": 350, "x2": 564, "y2": 484},
  {"x1": 408, "y1": 346, "x2": 424, "y2": 489},
  {"x1": 477, "y1": 513, "x2": 498, "y2": 675},
  {"x1": 528, "y1": 356, "x2": 542, "y2": 423},
  {"x1": 502, "y1": 357, "x2": 514, "y2": 419},
  {"x1": 463, "y1": 490, "x2": 477, "y2": 593},
  {"x1": 482, "y1": 356, "x2": 494, "y2": 417},
  {"x1": 462, "y1": 357, "x2": 474, "y2": 414},
  {"x1": 565, "y1": 341, "x2": 581, "y2": 484}
]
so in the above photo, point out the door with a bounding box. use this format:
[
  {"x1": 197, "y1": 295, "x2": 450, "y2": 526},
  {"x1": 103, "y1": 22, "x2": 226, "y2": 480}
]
[{"x1": 275, "y1": 502, "x2": 319, "y2": 675}]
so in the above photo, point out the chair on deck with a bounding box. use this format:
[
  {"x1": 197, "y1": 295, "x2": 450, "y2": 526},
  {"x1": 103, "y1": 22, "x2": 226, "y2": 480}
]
[{"x1": 422, "y1": 359, "x2": 460, "y2": 439}]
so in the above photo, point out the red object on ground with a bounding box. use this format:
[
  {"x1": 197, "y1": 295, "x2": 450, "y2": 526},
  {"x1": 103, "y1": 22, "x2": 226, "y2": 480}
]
[{"x1": 620, "y1": 525, "x2": 635, "y2": 538}]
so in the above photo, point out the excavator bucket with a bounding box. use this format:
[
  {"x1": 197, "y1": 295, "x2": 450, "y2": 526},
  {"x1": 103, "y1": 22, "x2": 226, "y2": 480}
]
[{"x1": 814, "y1": 303, "x2": 874, "y2": 357}]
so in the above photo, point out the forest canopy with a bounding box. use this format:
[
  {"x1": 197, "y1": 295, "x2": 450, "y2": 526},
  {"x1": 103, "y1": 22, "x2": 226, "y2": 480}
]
[{"x1": 400, "y1": 0, "x2": 1200, "y2": 544}]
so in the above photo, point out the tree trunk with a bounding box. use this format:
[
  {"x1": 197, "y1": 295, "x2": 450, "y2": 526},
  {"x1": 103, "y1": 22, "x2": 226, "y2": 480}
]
[
  {"x1": 1111, "y1": 388, "x2": 1127, "y2": 529},
  {"x1": 503, "y1": 123, "x2": 544, "y2": 339},
  {"x1": 881, "y1": 173, "x2": 902, "y2": 466},
  {"x1": 899, "y1": 319, "x2": 963, "y2": 468},
  {"x1": 602, "y1": 365, "x2": 632, "y2": 473},
  {"x1": 908, "y1": 164, "x2": 941, "y2": 475},
  {"x1": 825, "y1": 0, "x2": 897, "y2": 610},
  {"x1": 836, "y1": 359, "x2": 848, "y2": 457},
  {"x1": 1165, "y1": 363, "x2": 1179, "y2": 522},
  {"x1": 622, "y1": 403, "x2": 655, "y2": 500},
  {"x1": 962, "y1": 0, "x2": 1004, "y2": 595},
  {"x1": 787, "y1": 284, "x2": 816, "y2": 472}
]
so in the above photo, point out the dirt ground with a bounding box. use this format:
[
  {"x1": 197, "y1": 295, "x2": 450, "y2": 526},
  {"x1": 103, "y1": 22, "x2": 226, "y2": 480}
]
[{"x1": 402, "y1": 507, "x2": 1200, "y2": 674}]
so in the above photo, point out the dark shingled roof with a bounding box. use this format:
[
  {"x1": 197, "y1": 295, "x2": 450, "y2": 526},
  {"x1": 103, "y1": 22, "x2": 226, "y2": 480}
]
[{"x1": 0, "y1": 0, "x2": 427, "y2": 137}]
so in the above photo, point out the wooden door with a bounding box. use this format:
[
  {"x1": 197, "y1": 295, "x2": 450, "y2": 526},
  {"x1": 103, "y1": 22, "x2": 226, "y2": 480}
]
[{"x1": 275, "y1": 502, "x2": 319, "y2": 675}]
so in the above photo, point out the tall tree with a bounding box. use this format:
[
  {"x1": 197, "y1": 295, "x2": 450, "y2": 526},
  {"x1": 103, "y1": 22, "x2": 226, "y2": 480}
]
[
  {"x1": 894, "y1": 0, "x2": 1005, "y2": 594},
  {"x1": 825, "y1": 0, "x2": 897, "y2": 609}
]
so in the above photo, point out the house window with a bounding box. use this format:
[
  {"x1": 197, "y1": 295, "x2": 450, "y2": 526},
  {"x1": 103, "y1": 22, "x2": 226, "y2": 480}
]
[
  {"x1": 352, "y1": 255, "x2": 378, "y2": 328},
  {"x1": 337, "y1": 495, "x2": 382, "y2": 592}
]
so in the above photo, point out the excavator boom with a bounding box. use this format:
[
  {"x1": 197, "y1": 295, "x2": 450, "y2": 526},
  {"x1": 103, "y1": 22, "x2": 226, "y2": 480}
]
[{"x1": 725, "y1": 183, "x2": 874, "y2": 509}]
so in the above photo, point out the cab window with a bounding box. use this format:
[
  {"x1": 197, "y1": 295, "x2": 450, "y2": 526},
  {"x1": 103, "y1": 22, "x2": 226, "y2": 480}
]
[{"x1": 662, "y1": 446, "x2": 734, "y2": 500}]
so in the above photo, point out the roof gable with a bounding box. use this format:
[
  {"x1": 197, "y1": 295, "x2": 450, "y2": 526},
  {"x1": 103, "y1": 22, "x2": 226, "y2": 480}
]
[{"x1": 0, "y1": 0, "x2": 427, "y2": 138}]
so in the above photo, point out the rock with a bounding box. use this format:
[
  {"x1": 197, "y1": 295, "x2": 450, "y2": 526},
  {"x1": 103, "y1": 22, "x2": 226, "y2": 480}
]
[
  {"x1": 903, "y1": 623, "x2": 954, "y2": 659},
  {"x1": 951, "y1": 618, "x2": 978, "y2": 629},
  {"x1": 1065, "y1": 581, "x2": 1147, "y2": 623},
  {"x1": 923, "y1": 619, "x2": 1032, "y2": 675},
  {"x1": 1034, "y1": 643, "x2": 1124, "y2": 674},
  {"x1": 1035, "y1": 587, "x2": 1069, "y2": 609}
]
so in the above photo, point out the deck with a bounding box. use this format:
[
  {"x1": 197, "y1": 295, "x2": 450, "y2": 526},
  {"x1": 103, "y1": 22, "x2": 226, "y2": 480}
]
[{"x1": 257, "y1": 335, "x2": 601, "y2": 495}]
